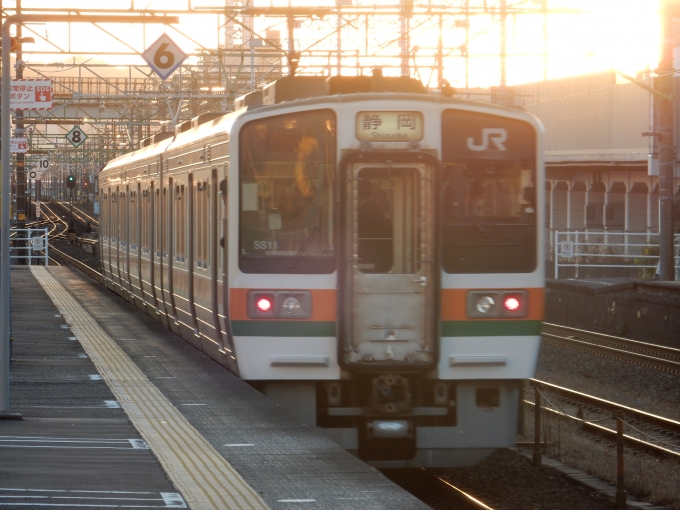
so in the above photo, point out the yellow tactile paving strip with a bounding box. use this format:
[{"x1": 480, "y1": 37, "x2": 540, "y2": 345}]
[{"x1": 31, "y1": 266, "x2": 270, "y2": 510}]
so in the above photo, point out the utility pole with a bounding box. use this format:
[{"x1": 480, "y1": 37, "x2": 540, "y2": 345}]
[
  {"x1": 1, "y1": 10, "x2": 179, "y2": 419},
  {"x1": 657, "y1": 0, "x2": 675, "y2": 281},
  {"x1": 14, "y1": 0, "x2": 25, "y2": 264}
]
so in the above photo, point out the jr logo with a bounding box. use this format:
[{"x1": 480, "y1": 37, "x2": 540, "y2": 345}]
[{"x1": 466, "y1": 128, "x2": 508, "y2": 151}]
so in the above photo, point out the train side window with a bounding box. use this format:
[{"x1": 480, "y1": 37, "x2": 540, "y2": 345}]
[
  {"x1": 155, "y1": 189, "x2": 161, "y2": 258},
  {"x1": 163, "y1": 187, "x2": 168, "y2": 258},
  {"x1": 175, "y1": 184, "x2": 186, "y2": 263},
  {"x1": 141, "y1": 189, "x2": 149, "y2": 253},
  {"x1": 121, "y1": 192, "x2": 127, "y2": 247},
  {"x1": 102, "y1": 193, "x2": 108, "y2": 241},
  {"x1": 194, "y1": 181, "x2": 205, "y2": 267},
  {"x1": 219, "y1": 178, "x2": 227, "y2": 258},
  {"x1": 130, "y1": 191, "x2": 137, "y2": 250},
  {"x1": 111, "y1": 191, "x2": 117, "y2": 244}
]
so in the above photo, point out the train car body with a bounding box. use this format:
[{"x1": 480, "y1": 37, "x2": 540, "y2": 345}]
[{"x1": 99, "y1": 76, "x2": 545, "y2": 468}]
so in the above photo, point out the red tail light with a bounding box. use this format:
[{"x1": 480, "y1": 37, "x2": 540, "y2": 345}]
[
  {"x1": 503, "y1": 296, "x2": 521, "y2": 312},
  {"x1": 256, "y1": 297, "x2": 273, "y2": 312}
]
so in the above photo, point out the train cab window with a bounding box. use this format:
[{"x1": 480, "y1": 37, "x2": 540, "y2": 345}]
[
  {"x1": 441, "y1": 163, "x2": 536, "y2": 273},
  {"x1": 239, "y1": 110, "x2": 336, "y2": 273}
]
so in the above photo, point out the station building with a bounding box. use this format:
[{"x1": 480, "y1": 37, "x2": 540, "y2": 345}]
[{"x1": 509, "y1": 70, "x2": 679, "y2": 266}]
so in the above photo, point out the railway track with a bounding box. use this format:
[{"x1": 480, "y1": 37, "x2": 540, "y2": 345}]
[
  {"x1": 383, "y1": 468, "x2": 496, "y2": 510},
  {"x1": 53, "y1": 200, "x2": 99, "y2": 229},
  {"x1": 542, "y1": 322, "x2": 680, "y2": 375},
  {"x1": 48, "y1": 245, "x2": 104, "y2": 284},
  {"x1": 528, "y1": 379, "x2": 680, "y2": 460},
  {"x1": 23, "y1": 202, "x2": 104, "y2": 284}
]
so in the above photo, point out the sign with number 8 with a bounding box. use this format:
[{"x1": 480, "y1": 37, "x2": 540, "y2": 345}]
[
  {"x1": 142, "y1": 33, "x2": 187, "y2": 81},
  {"x1": 66, "y1": 125, "x2": 88, "y2": 148}
]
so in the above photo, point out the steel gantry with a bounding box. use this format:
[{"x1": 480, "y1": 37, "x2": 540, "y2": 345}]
[{"x1": 0, "y1": 1, "x2": 569, "y2": 204}]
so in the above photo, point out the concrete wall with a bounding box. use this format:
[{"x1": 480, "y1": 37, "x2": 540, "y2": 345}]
[{"x1": 545, "y1": 279, "x2": 680, "y2": 345}]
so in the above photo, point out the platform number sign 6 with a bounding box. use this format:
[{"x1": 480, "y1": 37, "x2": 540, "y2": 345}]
[
  {"x1": 154, "y1": 43, "x2": 174, "y2": 69},
  {"x1": 142, "y1": 33, "x2": 188, "y2": 81},
  {"x1": 66, "y1": 125, "x2": 88, "y2": 148}
]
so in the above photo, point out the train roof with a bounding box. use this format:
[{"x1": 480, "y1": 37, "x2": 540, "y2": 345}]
[{"x1": 101, "y1": 75, "x2": 537, "y2": 176}]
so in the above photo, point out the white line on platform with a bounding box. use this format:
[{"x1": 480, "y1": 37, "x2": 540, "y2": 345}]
[{"x1": 223, "y1": 444, "x2": 254, "y2": 447}]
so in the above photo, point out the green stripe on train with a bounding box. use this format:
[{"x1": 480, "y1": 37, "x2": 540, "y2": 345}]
[
  {"x1": 440, "y1": 320, "x2": 542, "y2": 337},
  {"x1": 232, "y1": 320, "x2": 336, "y2": 337}
]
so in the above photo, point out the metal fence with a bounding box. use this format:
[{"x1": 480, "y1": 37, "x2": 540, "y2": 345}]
[
  {"x1": 553, "y1": 230, "x2": 680, "y2": 280},
  {"x1": 9, "y1": 228, "x2": 49, "y2": 266}
]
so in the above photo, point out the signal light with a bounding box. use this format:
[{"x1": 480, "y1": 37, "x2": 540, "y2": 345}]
[
  {"x1": 66, "y1": 175, "x2": 76, "y2": 189},
  {"x1": 0, "y1": 36, "x2": 35, "y2": 51}
]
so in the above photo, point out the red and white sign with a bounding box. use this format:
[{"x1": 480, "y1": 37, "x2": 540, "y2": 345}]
[
  {"x1": 10, "y1": 138, "x2": 28, "y2": 153},
  {"x1": 10, "y1": 79, "x2": 53, "y2": 110}
]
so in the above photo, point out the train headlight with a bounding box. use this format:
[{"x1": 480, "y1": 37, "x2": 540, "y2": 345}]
[
  {"x1": 281, "y1": 296, "x2": 302, "y2": 314},
  {"x1": 475, "y1": 296, "x2": 495, "y2": 314}
]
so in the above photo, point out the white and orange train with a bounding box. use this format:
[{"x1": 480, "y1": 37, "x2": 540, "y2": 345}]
[{"x1": 99, "y1": 75, "x2": 545, "y2": 468}]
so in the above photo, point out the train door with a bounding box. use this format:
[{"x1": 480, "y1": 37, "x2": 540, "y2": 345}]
[
  {"x1": 153, "y1": 186, "x2": 168, "y2": 327},
  {"x1": 343, "y1": 162, "x2": 436, "y2": 367}
]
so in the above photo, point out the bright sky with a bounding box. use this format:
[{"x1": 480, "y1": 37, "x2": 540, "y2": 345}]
[{"x1": 4, "y1": 0, "x2": 662, "y2": 88}]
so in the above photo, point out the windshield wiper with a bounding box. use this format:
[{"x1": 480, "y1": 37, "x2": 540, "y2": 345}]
[
  {"x1": 469, "y1": 216, "x2": 491, "y2": 237},
  {"x1": 288, "y1": 226, "x2": 320, "y2": 269}
]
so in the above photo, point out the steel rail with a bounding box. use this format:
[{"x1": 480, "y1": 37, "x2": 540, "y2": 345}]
[
  {"x1": 47, "y1": 245, "x2": 103, "y2": 285},
  {"x1": 542, "y1": 323, "x2": 680, "y2": 375},
  {"x1": 55, "y1": 201, "x2": 98, "y2": 228},
  {"x1": 528, "y1": 379, "x2": 680, "y2": 459},
  {"x1": 432, "y1": 474, "x2": 495, "y2": 510}
]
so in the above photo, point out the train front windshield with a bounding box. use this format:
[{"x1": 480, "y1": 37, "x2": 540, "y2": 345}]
[{"x1": 239, "y1": 110, "x2": 336, "y2": 273}]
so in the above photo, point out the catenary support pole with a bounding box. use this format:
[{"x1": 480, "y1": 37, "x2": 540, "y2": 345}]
[{"x1": 657, "y1": 0, "x2": 675, "y2": 281}]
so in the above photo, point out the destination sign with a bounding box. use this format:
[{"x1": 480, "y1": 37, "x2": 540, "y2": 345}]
[{"x1": 356, "y1": 111, "x2": 423, "y2": 142}]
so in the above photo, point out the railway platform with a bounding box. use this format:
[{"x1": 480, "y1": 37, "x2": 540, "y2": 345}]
[{"x1": 0, "y1": 266, "x2": 429, "y2": 510}]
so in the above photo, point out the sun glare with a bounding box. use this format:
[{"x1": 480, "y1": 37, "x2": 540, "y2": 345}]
[{"x1": 9, "y1": 0, "x2": 662, "y2": 88}]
